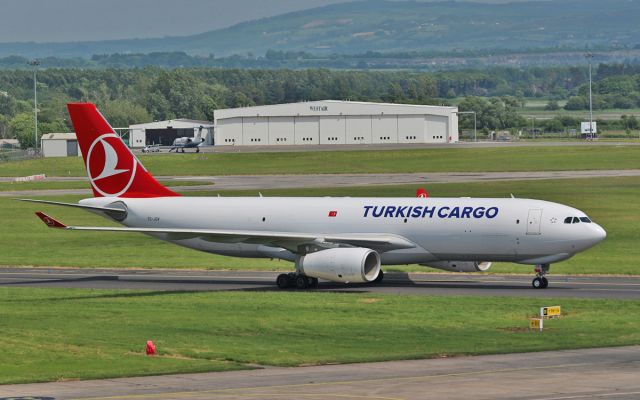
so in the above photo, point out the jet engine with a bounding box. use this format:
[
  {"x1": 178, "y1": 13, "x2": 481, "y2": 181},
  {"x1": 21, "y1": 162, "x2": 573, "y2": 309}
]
[
  {"x1": 300, "y1": 248, "x2": 381, "y2": 283},
  {"x1": 421, "y1": 261, "x2": 492, "y2": 273}
]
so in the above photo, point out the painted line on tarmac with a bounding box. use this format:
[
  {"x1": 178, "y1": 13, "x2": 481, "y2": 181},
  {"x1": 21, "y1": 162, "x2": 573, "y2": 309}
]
[
  {"x1": 75, "y1": 362, "x2": 593, "y2": 400},
  {"x1": 529, "y1": 391, "x2": 640, "y2": 400}
]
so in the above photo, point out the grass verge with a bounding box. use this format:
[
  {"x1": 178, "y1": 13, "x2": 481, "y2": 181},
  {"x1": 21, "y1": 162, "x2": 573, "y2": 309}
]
[
  {"x1": 1, "y1": 145, "x2": 640, "y2": 177},
  {"x1": 1, "y1": 176, "x2": 638, "y2": 275},
  {"x1": 1, "y1": 287, "x2": 639, "y2": 384}
]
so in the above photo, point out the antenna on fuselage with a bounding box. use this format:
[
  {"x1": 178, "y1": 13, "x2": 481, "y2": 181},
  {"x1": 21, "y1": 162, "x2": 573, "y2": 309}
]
[{"x1": 510, "y1": 193, "x2": 516, "y2": 198}]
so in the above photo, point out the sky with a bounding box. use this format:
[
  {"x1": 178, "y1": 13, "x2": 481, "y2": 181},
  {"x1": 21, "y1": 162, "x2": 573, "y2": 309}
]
[
  {"x1": 0, "y1": 0, "x2": 352, "y2": 43},
  {"x1": 0, "y1": 0, "x2": 529, "y2": 43}
]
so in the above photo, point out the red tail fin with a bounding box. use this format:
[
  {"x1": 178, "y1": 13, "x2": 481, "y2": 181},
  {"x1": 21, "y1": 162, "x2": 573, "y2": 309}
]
[
  {"x1": 416, "y1": 188, "x2": 429, "y2": 198},
  {"x1": 67, "y1": 102, "x2": 179, "y2": 198}
]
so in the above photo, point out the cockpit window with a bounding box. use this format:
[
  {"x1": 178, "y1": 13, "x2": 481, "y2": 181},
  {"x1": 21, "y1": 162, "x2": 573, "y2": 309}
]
[
  {"x1": 580, "y1": 217, "x2": 592, "y2": 223},
  {"x1": 572, "y1": 217, "x2": 580, "y2": 224},
  {"x1": 564, "y1": 217, "x2": 573, "y2": 224}
]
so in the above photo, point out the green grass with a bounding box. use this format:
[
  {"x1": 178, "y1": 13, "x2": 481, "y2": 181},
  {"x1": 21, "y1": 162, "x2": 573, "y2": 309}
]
[
  {"x1": 1, "y1": 145, "x2": 640, "y2": 177},
  {"x1": 2, "y1": 287, "x2": 640, "y2": 384},
  {"x1": 1, "y1": 176, "x2": 638, "y2": 275},
  {"x1": 0, "y1": 180, "x2": 208, "y2": 192},
  {"x1": 520, "y1": 108, "x2": 640, "y2": 120}
]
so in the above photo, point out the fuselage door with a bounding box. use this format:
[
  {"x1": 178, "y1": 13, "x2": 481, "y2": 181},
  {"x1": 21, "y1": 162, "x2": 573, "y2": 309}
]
[{"x1": 526, "y1": 209, "x2": 542, "y2": 235}]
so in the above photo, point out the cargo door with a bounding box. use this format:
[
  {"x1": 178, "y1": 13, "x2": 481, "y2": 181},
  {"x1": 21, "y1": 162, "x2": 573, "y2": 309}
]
[{"x1": 526, "y1": 209, "x2": 542, "y2": 235}]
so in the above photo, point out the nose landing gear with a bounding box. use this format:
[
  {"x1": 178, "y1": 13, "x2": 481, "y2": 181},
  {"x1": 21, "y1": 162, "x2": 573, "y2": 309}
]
[{"x1": 532, "y1": 264, "x2": 550, "y2": 289}]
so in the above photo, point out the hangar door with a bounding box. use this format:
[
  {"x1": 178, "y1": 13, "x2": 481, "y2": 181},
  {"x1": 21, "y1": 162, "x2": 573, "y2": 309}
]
[
  {"x1": 217, "y1": 118, "x2": 242, "y2": 145},
  {"x1": 268, "y1": 117, "x2": 295, "y2": 145},
  {"x1": 398, "y1": 116, "x2": 425, "y2": 143},
  {"x1": 425, "y1": 115, "x2": 448, "y2": 143},
  {"x1": 294, "y1": 117, "x2": 320, "y2": 145},
  {"x1": 146, "y1": 128, "x2": 193, "y2": 146},
  {"x1": 242, "y1": 117, "x2": 269, "y2": 145},
  {"x1": 372, "y1": 115, "x2": 398, "y2": 144},
  {"x1": 346, "y1": 116, "x2": 372, "y2": 144},
  {"x1": 320, "y1": 116, "x2": 346, "y2": 144}
]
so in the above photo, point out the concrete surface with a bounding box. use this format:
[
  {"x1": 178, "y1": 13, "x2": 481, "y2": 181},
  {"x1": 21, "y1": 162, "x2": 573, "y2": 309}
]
[
  {"x1": 2, "y1": 346, "x2": 639, "y2": 399},
  {"x1": 2, "y1": 169, "x2": 640, "y2": 197},
  {"x1": 1, "y1": 268, "x2": 639, "y2": 299}
]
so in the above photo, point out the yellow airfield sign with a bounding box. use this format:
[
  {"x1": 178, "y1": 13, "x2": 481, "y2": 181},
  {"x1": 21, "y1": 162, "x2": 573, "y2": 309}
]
[
  {"x1": 541, "y1": 306, "x2": 561, "y2": 318},
  {"x1": 530, "y1": 318, "x2": 543, "y2": 331}
]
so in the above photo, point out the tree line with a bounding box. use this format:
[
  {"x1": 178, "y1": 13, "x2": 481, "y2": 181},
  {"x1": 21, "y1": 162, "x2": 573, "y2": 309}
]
[{"x1": 1, "y1": 65, "x2": 639, "y2": 148}]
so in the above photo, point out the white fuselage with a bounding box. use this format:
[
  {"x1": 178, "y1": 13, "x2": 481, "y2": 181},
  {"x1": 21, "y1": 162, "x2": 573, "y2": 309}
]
[{"x1": 81, "y1": 196, "x2": 606, "y2": 268}]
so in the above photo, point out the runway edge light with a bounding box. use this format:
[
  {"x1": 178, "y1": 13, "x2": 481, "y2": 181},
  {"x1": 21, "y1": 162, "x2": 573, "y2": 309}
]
[{"x1": 146, "y1": 340, "x2": 157, "y2": 356}]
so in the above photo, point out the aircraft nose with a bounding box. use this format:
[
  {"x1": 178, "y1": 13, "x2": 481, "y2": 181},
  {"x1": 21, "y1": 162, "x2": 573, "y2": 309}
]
[{"x1": 591, "y1": 223, "x2": 607, "y2": 244}]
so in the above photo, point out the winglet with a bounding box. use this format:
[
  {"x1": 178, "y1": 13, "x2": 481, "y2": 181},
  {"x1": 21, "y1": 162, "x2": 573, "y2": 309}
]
[{"x1": 35, "y1": 212, "x2": 68, "y2": 229}]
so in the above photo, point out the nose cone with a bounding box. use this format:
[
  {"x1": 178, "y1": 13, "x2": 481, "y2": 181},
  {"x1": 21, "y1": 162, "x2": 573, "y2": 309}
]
[{"x1": 591, "y1": 223, "x2": 607, "y2": 245}]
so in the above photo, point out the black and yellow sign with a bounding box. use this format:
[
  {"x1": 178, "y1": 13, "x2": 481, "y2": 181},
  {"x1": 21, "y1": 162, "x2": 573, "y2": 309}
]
[{"x1": 540, "y1": 306, "x2": 561, "y2": 318}]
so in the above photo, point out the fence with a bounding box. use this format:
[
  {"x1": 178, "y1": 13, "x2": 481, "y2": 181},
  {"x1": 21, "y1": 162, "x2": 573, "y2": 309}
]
[{"x1": 0, "y1": 148, "x2": 41, "y2": 162}]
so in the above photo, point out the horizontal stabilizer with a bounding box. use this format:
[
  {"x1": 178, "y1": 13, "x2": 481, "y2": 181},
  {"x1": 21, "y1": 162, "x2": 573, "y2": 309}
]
[
  {"x1": 16, "y1": 198, "x2": 127, "y2": 219},
  {"x1": 35, "y1": 212, "x2": 67, "y2": 229}
]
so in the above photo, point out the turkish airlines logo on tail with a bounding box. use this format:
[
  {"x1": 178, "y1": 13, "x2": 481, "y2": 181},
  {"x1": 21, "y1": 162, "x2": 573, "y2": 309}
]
[{"x1": 86, "y1": 133, "x2": 137, "y2": 197}]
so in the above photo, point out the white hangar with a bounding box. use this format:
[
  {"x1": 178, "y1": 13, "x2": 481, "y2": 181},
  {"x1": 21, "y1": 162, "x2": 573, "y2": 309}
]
[
  {"x1": 41, "y1": 133, "x2": 80, "y2": 157},
  {"x1": 213, "y1": 100, "x2": 459, "y2": 146}
]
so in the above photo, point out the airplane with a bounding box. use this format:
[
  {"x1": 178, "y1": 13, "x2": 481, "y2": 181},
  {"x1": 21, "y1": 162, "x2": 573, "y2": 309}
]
[
  {"x1": 22, "y1": 103, "x2": 606, "y2": 290},
  {"x1": 168, "y1": 136, "x2": 205, "y2": 153}
]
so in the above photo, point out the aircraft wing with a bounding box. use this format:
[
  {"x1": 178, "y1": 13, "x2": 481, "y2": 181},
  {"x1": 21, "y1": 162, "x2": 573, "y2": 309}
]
[{"x1": 34, "y1": 212, "x2": 416, "y2": 253}]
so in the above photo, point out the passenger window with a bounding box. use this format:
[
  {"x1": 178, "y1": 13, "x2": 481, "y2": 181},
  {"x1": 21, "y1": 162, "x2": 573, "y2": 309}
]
[
  {"x1": 572, "y1": 217, "x2": 580, "y2": 224},
  {"x1": 564, "y1": 217, "x2": 572, "y2": 224},
  {"x1": 580, "y1": 217, "x2": 591, "y2": 223}
]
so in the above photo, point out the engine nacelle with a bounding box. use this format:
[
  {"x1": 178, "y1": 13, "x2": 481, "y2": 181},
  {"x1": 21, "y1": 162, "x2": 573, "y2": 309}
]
[
  {"x1": 421, "y1": 261, "x2": 492, "y2": 273},
  {"x1": 300, "y1": 248, "x2": 381, "y2": 283}
]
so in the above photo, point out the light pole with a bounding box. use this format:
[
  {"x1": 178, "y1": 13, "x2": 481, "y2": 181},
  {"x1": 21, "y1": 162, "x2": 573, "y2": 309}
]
[
  {"x1": 585, "y1": 52, "x2": 594, "y2": 140},
  {"x1": 28, "y1": 59, "x2": 40, "y2": 150},
  {"x1": 531, "y1": 116, "x2": 535, "y2": 139},
  {"x1": 456, "y1": 111, "x2": 476, "y2": 142}
]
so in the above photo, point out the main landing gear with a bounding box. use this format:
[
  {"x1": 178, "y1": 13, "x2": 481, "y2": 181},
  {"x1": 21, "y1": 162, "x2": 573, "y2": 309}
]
[
  {"x1": 532, "y1": 264, "x2": 550, "y2": 289},
  {"x1": 276, "y1": 273, "x2": 319, "y2": 290}
]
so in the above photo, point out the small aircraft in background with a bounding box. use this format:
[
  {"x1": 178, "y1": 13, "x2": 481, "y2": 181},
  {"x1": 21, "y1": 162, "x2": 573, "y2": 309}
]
[{"x1": 169, "y1": 137, "x2": 205, "y2": 153}]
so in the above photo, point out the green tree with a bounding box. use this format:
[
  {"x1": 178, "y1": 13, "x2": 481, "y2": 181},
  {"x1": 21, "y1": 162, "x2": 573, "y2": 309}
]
[
  {"x1": 545, "y1": 100, "x2": 560, "y2": 110},
  {"x1": 99, "y1": 100, "x2": 153, "y2": 127},
  {"x1": 9, "y1": 113, "x2": 36, "y2": 149}
]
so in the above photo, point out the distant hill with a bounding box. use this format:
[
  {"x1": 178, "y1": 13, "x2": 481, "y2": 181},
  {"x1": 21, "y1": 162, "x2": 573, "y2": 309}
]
[{"x1": 1, "y1": 0, "x2": 639, "y2": 58}]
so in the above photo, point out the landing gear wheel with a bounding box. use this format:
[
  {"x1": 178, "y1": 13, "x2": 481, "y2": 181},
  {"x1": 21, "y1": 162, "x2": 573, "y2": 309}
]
[
  {"x1": 374, "y1": 269, "x2": 384, "y2": 283},
  {"x1": 309, "y1": 277, "x2": 319, "y2": 288},
  {"x1": 196, "y1": 148, "x2": 200, "y2": 153},
  {"x1": 532, "y1": 264, "x2": 550, "y2": 289},
  {"x1": 276, "y1": 273, "x2": 291, "y2": 289},
  {"x1": 532, "y1": 277, "x2": 544, "y2": 289},
  {"x1": 295, "y1": 275, "x2": 309, "y2": 289}
]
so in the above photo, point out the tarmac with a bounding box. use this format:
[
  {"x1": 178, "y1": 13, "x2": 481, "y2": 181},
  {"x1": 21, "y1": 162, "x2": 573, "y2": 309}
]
[
  {"x1": 2, "y1": 169, "x2": 640, "y2": 197},
  {"x1": 1, "y1": 268, "x2": 639, "y2": 299},
  {"x1": 2, "y1": 346, "x2": 639, "y2": 399}
]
